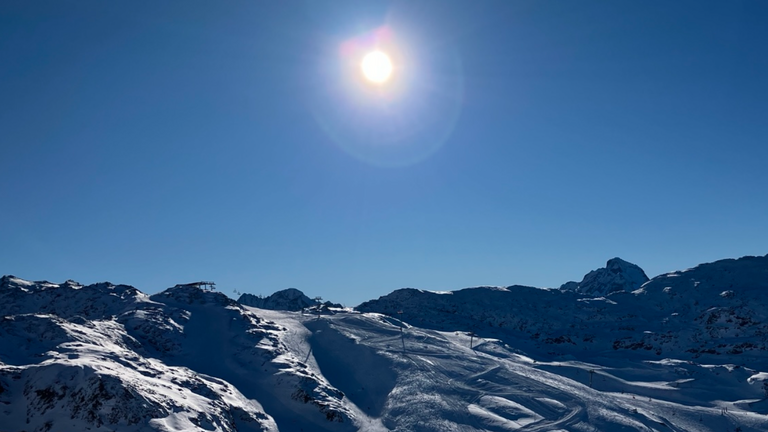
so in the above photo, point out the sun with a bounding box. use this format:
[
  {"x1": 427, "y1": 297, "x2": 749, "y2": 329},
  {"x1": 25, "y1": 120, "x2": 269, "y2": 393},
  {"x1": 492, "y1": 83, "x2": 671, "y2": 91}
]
[{"x1": 361, "y1": 51, "x2": 393, "y2": 84}]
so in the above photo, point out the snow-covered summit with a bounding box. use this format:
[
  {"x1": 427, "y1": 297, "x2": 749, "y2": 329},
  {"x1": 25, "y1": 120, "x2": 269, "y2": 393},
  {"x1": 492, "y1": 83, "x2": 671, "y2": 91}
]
[
  {"x1": 0, "y1": 277, "x2": 364, "y2": 431},
  {"x1": 560, "y1": 257, "x2": 649, "y2": 296},
  {"x1": 4, "y1": 254, "x2": 768, "y2": 432},
  {"x1": 0, "y1": 275, "x2": 148, "y2": 319}
]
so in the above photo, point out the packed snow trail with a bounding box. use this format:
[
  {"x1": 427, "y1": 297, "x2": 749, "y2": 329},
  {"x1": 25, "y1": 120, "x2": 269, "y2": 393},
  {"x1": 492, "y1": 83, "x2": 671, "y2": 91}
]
[
  {"x1": 4, "y1": 266, "x2": 768, "y2": 432},
  {"x1": 249, "y1": 308, "x2": 768, "y2": 432}
]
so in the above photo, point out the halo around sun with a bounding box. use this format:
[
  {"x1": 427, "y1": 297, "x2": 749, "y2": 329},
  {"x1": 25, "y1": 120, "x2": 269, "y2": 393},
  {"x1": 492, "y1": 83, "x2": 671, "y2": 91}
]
[
  {"x1": 314, "y1": 25, "x2": 465, "y2": 167},
  {"x1": 361, "y1": 51, "x2": 393, "y2": 84}
]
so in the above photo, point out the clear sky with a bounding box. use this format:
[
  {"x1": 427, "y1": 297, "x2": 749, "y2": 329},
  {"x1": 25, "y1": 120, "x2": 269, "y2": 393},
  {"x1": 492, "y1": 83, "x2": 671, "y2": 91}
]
[{"x1": 2, "y1": 1, "x2": 767, "y2": 306}]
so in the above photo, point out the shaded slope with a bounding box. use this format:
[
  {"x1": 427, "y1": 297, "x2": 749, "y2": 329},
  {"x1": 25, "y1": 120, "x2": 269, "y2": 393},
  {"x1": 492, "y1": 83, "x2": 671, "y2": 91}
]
[{"x1": 358, "y1": 255, "x2": 768, "y2": 366}]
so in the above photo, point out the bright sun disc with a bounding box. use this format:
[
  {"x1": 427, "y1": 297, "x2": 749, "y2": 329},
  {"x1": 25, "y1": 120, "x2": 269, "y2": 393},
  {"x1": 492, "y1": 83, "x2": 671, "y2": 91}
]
[{"x1": 361, "y1": 51, "x2": 393, "y2": 84}]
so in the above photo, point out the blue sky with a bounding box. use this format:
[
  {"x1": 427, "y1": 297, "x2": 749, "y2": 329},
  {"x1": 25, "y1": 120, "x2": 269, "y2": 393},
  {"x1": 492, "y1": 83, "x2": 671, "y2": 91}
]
[{"x1": 1, "y1": 1, "x2": 767, "y2": 306}]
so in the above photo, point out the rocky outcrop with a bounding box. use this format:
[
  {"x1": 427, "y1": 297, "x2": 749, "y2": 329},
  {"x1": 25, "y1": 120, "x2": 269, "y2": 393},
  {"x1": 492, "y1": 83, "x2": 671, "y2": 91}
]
[
  {"x1": 559, "y1": 257, "x2": 649, "y2": 296},
  {"x1": 238, "y1": 288, "x2": 341, "y2": 311}
]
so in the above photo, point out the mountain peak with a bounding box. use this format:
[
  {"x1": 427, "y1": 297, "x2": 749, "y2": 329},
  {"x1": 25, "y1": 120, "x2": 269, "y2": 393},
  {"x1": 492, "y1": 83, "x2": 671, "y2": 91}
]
[
  {"x1": 560, "y1": 257, "x2": 649, "y2": 296},
  {"x1": 606, "y1": 257, "x2": 630, "y2": 267},
  {"x1": 238, "y1": 288, "x2": 317, "y2": 311},
  {"x1": 152, "y1": 284, "x2": 237, "y2": 307}
]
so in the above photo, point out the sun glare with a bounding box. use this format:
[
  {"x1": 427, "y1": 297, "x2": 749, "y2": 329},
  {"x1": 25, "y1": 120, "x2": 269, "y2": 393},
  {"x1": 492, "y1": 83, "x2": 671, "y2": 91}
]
[{"x1": 361, "y1": 51, "x2": 393, "y2": 84}]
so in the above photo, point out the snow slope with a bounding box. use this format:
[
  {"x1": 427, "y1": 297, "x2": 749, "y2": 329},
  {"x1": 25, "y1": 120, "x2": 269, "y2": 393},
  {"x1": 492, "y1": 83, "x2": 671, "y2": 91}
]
[
  {"x1": 2, "y1": 253, "x2": 768, "y2": 431},
  {"x1": 359, "y1": 255, "x2": 768, "y2": 366},
  {"x1": 0, "y1": 312, "x2": 278, "y2": 432},
  {"x1": 246, "y1": 308, "x2": 768, "y2": 432},
  {"x1": 0, "y1": 278, "x2": 348, "y2": 432}
]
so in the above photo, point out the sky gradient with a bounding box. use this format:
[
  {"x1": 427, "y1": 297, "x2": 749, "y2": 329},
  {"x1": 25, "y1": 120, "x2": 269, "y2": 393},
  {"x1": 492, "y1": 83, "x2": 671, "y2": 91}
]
[{"x1": 2, "y1": 1, "x2": 767, "y2": 306}]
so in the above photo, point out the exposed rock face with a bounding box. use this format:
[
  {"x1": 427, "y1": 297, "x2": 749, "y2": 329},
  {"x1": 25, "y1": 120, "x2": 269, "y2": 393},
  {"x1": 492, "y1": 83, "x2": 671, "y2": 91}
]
[
  {"x1": 559, "y1": 257, "x2": 649, "y2": 296},
  {"x1": 238, "y1": 288, "x2": 317, "y2": 311}
]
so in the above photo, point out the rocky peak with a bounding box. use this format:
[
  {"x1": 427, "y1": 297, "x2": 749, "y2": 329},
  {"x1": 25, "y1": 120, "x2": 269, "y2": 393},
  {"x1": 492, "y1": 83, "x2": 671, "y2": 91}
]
[
  {"x1": 238, "y1": 288, "x2": 317, "y2": 311},
  {"x1": 151, "y1": 285, "x2": 237, "y2": 308},
  {"x1": 560, "y1": 257, "x2": 649, "y2": 296}
]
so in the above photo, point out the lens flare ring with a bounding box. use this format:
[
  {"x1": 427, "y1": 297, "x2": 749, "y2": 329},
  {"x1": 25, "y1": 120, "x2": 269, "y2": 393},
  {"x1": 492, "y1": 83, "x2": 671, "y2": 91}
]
[{"x1": 312, "y1": 25, "x2": 464, "y2": 167}]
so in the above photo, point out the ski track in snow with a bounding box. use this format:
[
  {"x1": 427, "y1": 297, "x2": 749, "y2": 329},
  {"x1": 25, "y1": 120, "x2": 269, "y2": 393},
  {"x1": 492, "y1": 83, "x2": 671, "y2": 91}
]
[
  {"x1": 3, "y1": 256, "x2": 768, "y2": 432},
  {"x1": 248, "y1": 309, "x2": 768, "y2": 432}
]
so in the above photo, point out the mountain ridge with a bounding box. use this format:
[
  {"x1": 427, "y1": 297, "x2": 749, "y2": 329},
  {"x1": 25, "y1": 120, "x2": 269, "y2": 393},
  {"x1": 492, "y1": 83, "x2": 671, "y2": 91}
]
[
  {"x1": 3, "y1": 253, "x2": 768, "y2": 432},
  {"x1": 357, "y1": 254, "x2": 768, "y2": 364}
]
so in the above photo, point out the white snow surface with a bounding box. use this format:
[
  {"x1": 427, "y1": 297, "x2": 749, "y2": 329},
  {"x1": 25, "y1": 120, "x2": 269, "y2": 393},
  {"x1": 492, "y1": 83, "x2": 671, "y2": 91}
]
[{"x1": 2, "y1": 253, "x2": 768, "y2": 432}]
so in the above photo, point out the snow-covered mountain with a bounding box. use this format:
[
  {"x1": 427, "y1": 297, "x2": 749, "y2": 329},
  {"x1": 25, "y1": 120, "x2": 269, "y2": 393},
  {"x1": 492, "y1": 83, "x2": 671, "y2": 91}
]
[
  {"x1": 559, "y1": 257, "x2": 649, "y2": 296},
  {"x1": 0, "y1": 277, "x2": 349, "y2": 432},
  {"x1": 3, "y1": 254, "x2": 768, "y2": 432},
  {"x1": 358, "y1": 254, "x2": 768, "y2": 365}
]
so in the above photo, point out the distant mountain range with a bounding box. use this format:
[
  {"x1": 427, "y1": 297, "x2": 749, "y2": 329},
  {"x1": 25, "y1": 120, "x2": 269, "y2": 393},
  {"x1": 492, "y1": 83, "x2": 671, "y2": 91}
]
[
  {"x1": 2, "y1": 253, "x2": 767, "y2": 432},
  {"x1": 359, "y1": 254, "x2": 768, "y2": 364}
]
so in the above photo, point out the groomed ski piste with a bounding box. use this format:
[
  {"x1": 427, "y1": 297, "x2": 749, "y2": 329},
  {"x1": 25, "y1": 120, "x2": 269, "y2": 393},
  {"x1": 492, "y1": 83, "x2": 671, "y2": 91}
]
[
  {"x1": 2, "y1": 254, "x2": 768, "y2": 432},
  {"x1": 250, "y1": 306, "x2": 768, "y2": 432}
]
